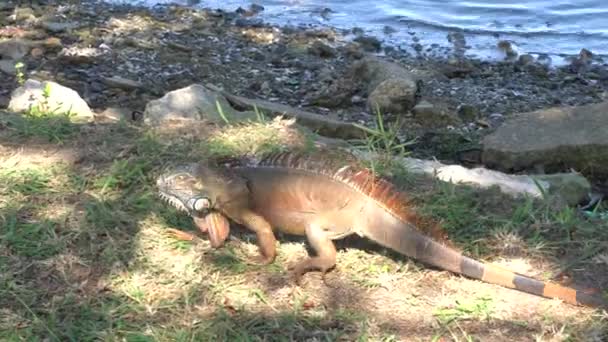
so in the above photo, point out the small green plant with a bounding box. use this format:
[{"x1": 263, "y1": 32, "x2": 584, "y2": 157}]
[
  {"x1": 14, "y1": 62, "x2": 26, "y2": 85},
  {"x1": 354, "y1": 105, "x2": 414, "y2": 156},
  {"x1": 352, "y1": 105, "x2": 416, "y2": 175},
  {"x1": 215, "y1": 99, "x2": 231, "y2": 125},
  {"x1": 253, "y1": 104, "x2": 267, "y2": 123},
  {"x1": 434, "y1": 296, "x2": 494, "y2": 325}
]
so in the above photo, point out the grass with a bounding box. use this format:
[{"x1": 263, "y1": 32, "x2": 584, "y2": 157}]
[
  {"x1": 0, "y1": 109, "x2": 607, "y2": 341},
  {"x1": 1, "y1": 83, "x2": 79, "y2": 144}
]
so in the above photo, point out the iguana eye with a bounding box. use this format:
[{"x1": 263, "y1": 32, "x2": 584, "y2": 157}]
[{"x1": 192, "y1": 197, "x2": 211, "y2": 211}]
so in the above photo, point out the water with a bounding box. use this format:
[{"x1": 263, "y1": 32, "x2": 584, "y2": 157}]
[{"x1": 105, "y1": 0, "x2": 608, "y2": 63}]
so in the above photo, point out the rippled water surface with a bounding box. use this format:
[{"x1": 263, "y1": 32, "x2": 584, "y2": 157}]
[{"x1": 106, "y1": 0, "x2": 608, "y2": 61}]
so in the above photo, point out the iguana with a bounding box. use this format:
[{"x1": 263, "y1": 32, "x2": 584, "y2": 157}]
[{"x1": 156, "y1": 151, "x2": 607, "y2": 309}]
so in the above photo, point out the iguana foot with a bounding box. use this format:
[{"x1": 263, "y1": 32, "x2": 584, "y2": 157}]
[
  {"x1": 291, "y1": 258, "x2": 335, "y2": 286},
  {"x1": 292, "y1": 223, "x2": 337, "y2": 286},
  {"x1": 244, "y1": 254, "x2": 275, "y2": 266},
  {"x1": 165, "y1": 228, "x2": 198, "y2": 241}
]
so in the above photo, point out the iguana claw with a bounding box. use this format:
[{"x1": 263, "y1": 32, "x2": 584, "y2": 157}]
[{"x1": 164, "y1": 228, "x2": 197, "y2": 241}]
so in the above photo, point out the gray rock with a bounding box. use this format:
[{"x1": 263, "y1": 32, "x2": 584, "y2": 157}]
[
  {"x1": 351, "y1": 57, "x2": 419, "y2": 92},
  {"x1": 517, "y1": 54, "x2": 535, "y2": 66},
  {"x1": 0, "y1": 60, "x2": 17, "y2": 75},
  {"x1": 41, "y1": 21, "x2": 78, "y2": 33},
  {"x1": 457, "y1": 104, "x2": 480, "y2": 122},
  {"x1": 144, "y1": 84, "x2": 248, "y2": 124},
  {"x1": 97, "y1": 107, "x2": 133, "y2": 122},
  {"x1": 367, "y1": 78, "x2": 417, "y2": 115},
  {"x1": 308, "y1": 40, "x2": 336, "y2": 58},
  {"x1": 101, "y1": 76, "x2": 144, "y2": 91},
  {"x1": 10, "y1": 7, "x2": 36, "y2": 23},
  {"x1": 8, "y1": 79, "x2": 94, "y2": 122},
  {"x1": 346, "y1": 57, "x2": 430, "y2": 116},
  {"x1": 0, "y1": 38, "x2": 32, "y2": 60},
  {"x1": 353, "y1": 35, "x2": 382, "y2": 52},
  {"x1": 482, "y1": 101, "x2": 608, "y2": 180},
  {"x1": 532, "y1": 173, "x2": 591, "y2": 206},
  {"x1": 412, "y1": 100, "x2": 459, "y2": 127}
]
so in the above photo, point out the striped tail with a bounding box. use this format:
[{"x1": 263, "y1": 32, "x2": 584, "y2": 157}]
[{"x1": 363, "y1": 220, "x2": 608, "y2": 309}]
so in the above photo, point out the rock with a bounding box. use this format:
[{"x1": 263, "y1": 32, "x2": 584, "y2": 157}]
[
  {"x1": 352, "y1": 57, "x2": 418, "y2": 92},
  {"x1": 342, "y1": 42, "x2": 364, "y2": 59},
  {"x1": 0, "y1": 38, "x2": 31, "y2": 60},
  {"x1": 58, "y1": 47, "x2": 108, "y2": 64},
  {"x1": 250, "y1": 4, "x2": 265, "y2": 13},
  {"x1": 308, "y1": 40, "x2": 336, "y2": 58},
  {"x1": 517, "y1": 54, "x2": 535, "y2": 66},
  {"x1": 457, "y1": 104, "x2": 480, "y2": 122},
  {"x1": 439, "y1": 58, "x2": 476, "y2": 78},
  {"x1": 0, "y1": 38, "x2": 62, "y2": 64},
  {"x1": 101, "y1": 76, "x2": 144, "y2": 91},
  {"x1": 367, "y1": 78, "x2": 417, "y2": 115},
  {"x1": 42, "y1": 37, "x2": 62, "y2": 51},
  {"x1": 8, "y1": 79, "x2": 94, "y2": 122},
  {"x1": 30, "y1": 47, "x2": 44, "y2": 58},
  {"x1": 312, "y1": 56, "x2": 430, "y2": 114},
  {"x1": 447, "y1": 32, "x2": 467, "y2": 57},
  {"x1": 10, "y1": 7, "x2": 36, "y2": 23},
  {"x1": 532, "y1": 173, "x2": 591, "y2": 206},
  {"x1": 40, "y1": 21, "x2": 78, "y2": 33},
  {"x1": 482, "y1": 101, "x2": 608, "y2": 180},
  {"x1": 0, "y1": 60, "x2": 17, "y2": 74},
  {"x1": 570, "y1": 48, "x2": 594, "y2": 72},
  {"x1": 488, "y1": 113, "x2": 505, "y2": 126},
  {"x1": 353, "y1": 150, "x2": 589, "y2": 204},
  {"x1": 497, "y1": 40, "x2": 517, "y2": 59},
  {"x1": 97, "y1": 107, "x2": 133, "y2": 122},
  {"x1": 353, "y1": 35, "x2": 382, "y2": 52},
  {"x1": 351, "y1": 95, "x2": 364, "y2": 104},
  {"x1": 0, "y1": 95, "x2": 9, "y2": 109},
  {"x1": 383, "y1": 26, "x2": 397, "y2": 34},
  {"x1": 412, "y1": 100, "x2": 459, "y2": 127},
  {"x1": 143, "y1": 84, "x2": 247, "y2": 124}
]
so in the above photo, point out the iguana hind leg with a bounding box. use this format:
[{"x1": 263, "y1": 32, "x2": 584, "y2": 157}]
[{"x1": 292, "y1": 224, "x2": 337, "y2": 285}]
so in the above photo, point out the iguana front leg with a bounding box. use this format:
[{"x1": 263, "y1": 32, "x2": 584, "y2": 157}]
[
  {"x1": 235, "y1": 209, "x2": 278, "y2": 265},
  {"x1": 292, "y1": 224, "x2": 337, "y2": 284}
]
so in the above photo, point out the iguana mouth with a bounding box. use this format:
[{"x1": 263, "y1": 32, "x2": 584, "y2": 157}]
[
  {"x1": 157, "y1": 174, "x2": 189, "y2": 212},
  {"x1": 158, "y1": 189, "x2": 190, "y2": 213}
]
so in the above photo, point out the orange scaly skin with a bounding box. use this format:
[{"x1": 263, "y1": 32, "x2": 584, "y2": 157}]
[{"x1": 157, "y1": 152, "x2": 608, "y2": 309}]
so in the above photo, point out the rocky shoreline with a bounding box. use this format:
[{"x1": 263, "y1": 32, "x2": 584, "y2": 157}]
[{"x1": 1, "y1": 1, "x2": 608, "y2": 201}]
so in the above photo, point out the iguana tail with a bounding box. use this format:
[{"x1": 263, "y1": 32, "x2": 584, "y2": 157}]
[{"x1": 362, "y1": 219, "x2": 607, "y2": 309}]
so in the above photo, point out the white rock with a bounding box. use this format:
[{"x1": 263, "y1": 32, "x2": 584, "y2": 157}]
[
  {"x1": 8, "y1": 79, "x2": 94, "y2": 121},
  {"x1": 143, "y1": 84, "x2": 243, "y2": 124},
  {"x1": 353, "y1": 150, "x2": 590, "y2": 205}
]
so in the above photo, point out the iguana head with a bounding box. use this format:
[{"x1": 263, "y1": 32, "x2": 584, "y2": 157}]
[
  {"x1": 156, "y1": 163, "x2": 231, "y2": 247},
  {"x1": 156, "y1": 163, "x2": 213, "y2": 215}
]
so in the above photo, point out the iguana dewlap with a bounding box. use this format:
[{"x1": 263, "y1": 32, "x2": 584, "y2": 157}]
[{"x1": 156, "y1": 151, "x2": 607, "y2": 309}]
